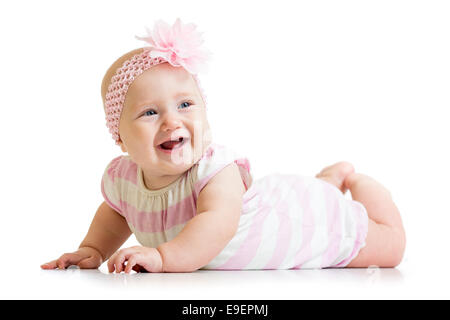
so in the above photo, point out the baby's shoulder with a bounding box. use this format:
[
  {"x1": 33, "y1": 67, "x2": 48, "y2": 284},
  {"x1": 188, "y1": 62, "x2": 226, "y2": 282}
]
[
  {"x1": 103, "y1": 155, "x2": 138, "y2": 183},
  {"x1": 191, "y1": 142, "x2": 252, "y2": 194}
]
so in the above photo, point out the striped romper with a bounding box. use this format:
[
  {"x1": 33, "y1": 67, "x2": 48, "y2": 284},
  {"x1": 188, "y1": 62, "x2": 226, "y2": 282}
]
[{"x1": 101, "y1": 142, "x2": 369, "y2": 269}]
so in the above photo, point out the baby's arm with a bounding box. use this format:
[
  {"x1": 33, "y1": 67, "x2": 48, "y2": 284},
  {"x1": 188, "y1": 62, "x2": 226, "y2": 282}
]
[
  {"x1": 41, "y1": 201, "x2": 131, "y2": 269},
  {"x1": 106, "y1": 162, "x2": 246, "y2": 273},
  {"x1": 159, "y1": 162, "x2": 245, "y2": 272}
]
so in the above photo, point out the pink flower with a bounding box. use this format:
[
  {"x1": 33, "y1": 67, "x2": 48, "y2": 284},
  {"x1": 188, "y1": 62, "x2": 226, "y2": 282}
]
[{"x1": 135, "y1": 18, "x2": 211, "y2": 74}]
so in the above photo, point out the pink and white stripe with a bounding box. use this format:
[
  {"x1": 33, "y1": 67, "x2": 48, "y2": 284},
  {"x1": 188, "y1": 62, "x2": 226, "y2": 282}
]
[{"x1": 101, "y1": 142, "x2": 369, "y2": 270}]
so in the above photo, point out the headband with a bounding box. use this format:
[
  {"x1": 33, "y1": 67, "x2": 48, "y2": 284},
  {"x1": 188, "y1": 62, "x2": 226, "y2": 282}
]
[{"x1": 104, "y1": 18, "x2": 211, "y2": 145}]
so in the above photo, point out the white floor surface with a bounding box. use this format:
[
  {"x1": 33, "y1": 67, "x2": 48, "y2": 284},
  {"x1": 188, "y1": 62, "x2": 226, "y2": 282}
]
[{"x1": 2, "y1": 258, "x2": 446, "y2": 300}]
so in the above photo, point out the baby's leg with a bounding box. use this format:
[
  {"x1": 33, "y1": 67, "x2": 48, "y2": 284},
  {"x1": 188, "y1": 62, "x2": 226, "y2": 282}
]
[{"x1": 344, "y1": 173, "x2": 406, "y2": 268}]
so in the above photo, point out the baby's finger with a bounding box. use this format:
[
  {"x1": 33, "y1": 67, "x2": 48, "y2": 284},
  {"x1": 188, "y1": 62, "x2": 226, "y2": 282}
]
[
  {"x1": 124, "y1": 254, "x2": 141, "y2": 274},
  {"x1": 107, "y1": 252, "x2": 118, "y2": 273},
  {"x1": 40, "y1": 260, "x2": 58, "y2": 270},
  {"x1": 112, "y1": 248, "x2": 136, "y2": 273},
  {"x1": 56, "y1": 253, "x2": 82, "y2": 269},
  {"x1": 124, "y1": 258, "x2": 135, "y2": 274},
  {"x1": 115, "y1": 256, "x2": 127, "y2": 273},
  {"x1": 108, "y1": 250, "x2": 128, "y2": 273}
]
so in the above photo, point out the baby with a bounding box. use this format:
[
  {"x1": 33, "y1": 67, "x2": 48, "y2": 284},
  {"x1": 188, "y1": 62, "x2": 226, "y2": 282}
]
[{"x1": 41, "y1": 18, "x2": 406, "y2": 273}]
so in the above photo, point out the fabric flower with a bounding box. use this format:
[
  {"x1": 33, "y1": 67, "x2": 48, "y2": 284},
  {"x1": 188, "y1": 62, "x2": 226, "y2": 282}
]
[{"x1": 135, "y1": 18, "x2": 211, "y2": 74}]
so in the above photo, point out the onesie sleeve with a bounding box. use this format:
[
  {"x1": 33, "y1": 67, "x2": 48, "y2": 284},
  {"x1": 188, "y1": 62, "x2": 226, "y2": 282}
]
[
  {"x1": 100, "y1": 156, "x2": 124, "y2": 216},
  {"x1": 191, "y1": 143, "x2": 253, "y2": 197}
]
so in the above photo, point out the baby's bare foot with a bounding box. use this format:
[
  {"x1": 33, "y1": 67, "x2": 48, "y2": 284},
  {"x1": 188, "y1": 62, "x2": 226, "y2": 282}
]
[{"x1": 315, "y1": 161, "x2": 355, "y2": 194}]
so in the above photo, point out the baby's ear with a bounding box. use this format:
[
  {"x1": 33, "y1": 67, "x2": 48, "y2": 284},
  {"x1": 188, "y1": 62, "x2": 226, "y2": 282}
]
[{"x1": 118, "y1": 139, "x2": 127, "y2": 153}]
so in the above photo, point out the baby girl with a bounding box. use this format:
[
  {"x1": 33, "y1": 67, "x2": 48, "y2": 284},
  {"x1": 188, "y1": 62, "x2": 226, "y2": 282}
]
[{"x1": 41, "y1": 19, "x2": 406, "y2": 273}]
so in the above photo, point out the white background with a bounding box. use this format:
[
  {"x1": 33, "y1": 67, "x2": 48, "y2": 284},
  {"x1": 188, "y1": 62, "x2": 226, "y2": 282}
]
[{"x1": 1, "y1": 0, "x2": 449, "y2": 299}]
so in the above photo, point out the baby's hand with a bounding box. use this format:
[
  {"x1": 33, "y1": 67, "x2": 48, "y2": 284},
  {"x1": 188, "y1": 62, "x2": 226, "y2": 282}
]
[
  {"x1": 40, "y1": 247, "x2": 103, "y2": 270},
  {"x1": 107, "y1": 246, "x2": 163, "y2": 273}
]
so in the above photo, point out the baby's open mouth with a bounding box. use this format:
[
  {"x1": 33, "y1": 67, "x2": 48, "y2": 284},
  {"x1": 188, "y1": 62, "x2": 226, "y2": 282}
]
[{"x1": 159, "y1": 137, "x2": 187, "y2": 150}]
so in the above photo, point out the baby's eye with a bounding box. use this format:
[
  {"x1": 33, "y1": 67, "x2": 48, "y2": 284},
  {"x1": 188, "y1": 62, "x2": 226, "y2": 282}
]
[
  {"x1": 143, "y1": 109, "x2": 157, "y2": 117},
  {"x1": 178, "y1": 101, "x2": 192, "y2": 109}
]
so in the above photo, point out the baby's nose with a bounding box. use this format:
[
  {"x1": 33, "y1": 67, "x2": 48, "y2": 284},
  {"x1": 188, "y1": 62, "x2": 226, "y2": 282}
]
[{"x1": 161, "y1": 111, "x2": 182, "y2": 131}]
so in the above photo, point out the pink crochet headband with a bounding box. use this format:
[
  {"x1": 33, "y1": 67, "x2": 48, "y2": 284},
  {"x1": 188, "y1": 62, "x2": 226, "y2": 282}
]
[{"x1": 104, "y1": 18, "x2": 211, "y2": 145}]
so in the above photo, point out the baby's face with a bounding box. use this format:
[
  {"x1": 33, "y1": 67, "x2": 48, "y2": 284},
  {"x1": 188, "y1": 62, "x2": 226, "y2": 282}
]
[{"x1": 117, "y1": 62, "x2": 212, "y2": 176}]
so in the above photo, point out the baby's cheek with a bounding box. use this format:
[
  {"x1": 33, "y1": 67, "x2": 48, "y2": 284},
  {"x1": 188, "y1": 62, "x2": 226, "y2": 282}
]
[{"x1": 202, "y1": 122, "x2": 212, "y2": 145}]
